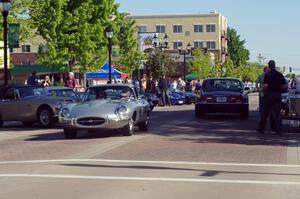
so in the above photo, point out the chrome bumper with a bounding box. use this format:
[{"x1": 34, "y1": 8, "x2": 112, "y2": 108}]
[{"x1": 59, "y1": 115, "x2": 130, "y2": 130}]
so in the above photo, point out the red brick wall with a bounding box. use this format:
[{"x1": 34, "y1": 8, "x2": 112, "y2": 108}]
[{"x1": 11, "y1": 53, "x2": 38, "y2": 65}]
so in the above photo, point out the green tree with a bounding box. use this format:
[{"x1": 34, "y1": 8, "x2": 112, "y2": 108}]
[
  {"x1": 227, "y1": 27, "x2": 250, "y2": 67},
  {"x1": 117, "y1": 16, "x2": 143, "y2": 74},
  {"x1": 30, "y1": 0, "x2": 119, "y2": 70},
  {"x1": 189, "y1": 49, "x2": 211, "y2": 79},
  {"x1": 223, "y1": 57, "x2": 237, "y2": 77},
  {"x1": 144, "y1": 49, "x2": 175, "y2": 80}
]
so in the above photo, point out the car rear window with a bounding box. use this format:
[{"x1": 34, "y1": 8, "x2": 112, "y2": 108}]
[{"x1": 202, "y1": 79, "x2": 243, "y2": 92}]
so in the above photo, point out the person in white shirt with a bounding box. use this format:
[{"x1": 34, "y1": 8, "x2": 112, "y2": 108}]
[{"x1": 289, "y1": 74, "x2": 300, "y2": 92}]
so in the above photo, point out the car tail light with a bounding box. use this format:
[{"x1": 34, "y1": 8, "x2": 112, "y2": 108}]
[
  {"x1": 201, "y1": 96, "x2": 214, "y2": 103},
  {"x1": 229, "y1": 96, "x2": 243, "y2": 103}
]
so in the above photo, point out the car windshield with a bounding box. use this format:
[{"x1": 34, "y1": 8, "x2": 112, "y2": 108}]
[
  {"x1": 202, "y1": 79, "x2": 243, "y2": 92},
  {"x1": 48, "y1": 89, "x2": 78, "y2": 98},
  {"x1": 18, "y1": 87, "x2": 47, "y2": 98},
  {"x1": 83, "y1": 86, "x2": 135, "y2": 102}
]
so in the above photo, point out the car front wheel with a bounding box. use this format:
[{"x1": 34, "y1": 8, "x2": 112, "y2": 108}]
[
  {"x1": 122, "y1": 118, "x2": 134, "y2": 136},
  {"x1": 38, "y1": 107, "x2": 54, "y2": 128},
  {"x1": 139, "y1": 115, "x2": 149, "y2": 131},
  {"x1": 63, "y1": 129, "x2": 77, "y2": 139}
]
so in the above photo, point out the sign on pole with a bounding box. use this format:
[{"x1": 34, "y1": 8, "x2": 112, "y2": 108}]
[
  {"x1": 9, "y1": 23, "x2": 20, "y2": 48},
  {"x1": 138, "y1": 32, "x2": 156, "y2": 52}
]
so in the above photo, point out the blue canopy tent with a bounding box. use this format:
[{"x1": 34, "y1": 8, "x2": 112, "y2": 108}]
[{"x1": 85, "y1": 63, "x2": 127, "y2": 79}]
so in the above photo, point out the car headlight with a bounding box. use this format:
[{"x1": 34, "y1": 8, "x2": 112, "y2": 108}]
[
  {"x1": 60, "y1": 108, "x2": 71, "y2": 118},
  {"x1": 115, "y1": 106, "x2": 128, "y2": 116}
]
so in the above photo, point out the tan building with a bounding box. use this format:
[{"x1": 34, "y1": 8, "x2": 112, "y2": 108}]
[
  {"x1": 10, "y1": 35, "x2": 45, "y2": 65},
  {"x1": 130, "y1": 12, "x2": 228, "y2": 63}
]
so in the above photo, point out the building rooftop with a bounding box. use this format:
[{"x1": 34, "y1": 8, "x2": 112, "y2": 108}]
[{"x1": 129, "y1": 12, "x2": 225, "y2": 19}]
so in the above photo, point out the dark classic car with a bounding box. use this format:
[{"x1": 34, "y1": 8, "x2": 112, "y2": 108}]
[
  {"x1": 0, "y1": 85, "x2": 70, "y2": 127},
  {"x1": 195, "y1": 78, "x2": 249, "y2": 118},
  {"x1": 59, "y1": 84, "x2": 150, "y2": 139}
]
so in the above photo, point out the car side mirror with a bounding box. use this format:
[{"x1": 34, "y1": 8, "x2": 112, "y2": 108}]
[{"x1": 244, "y1": 87, "x2": 250, "y2": 92}]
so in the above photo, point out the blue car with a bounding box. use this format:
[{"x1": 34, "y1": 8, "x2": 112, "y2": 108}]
[{"x1": 168, "y1": 90, "x2": 185, "y2": 105}]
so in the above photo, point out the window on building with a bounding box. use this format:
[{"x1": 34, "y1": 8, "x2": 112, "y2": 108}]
[
  {"x1": 207, "y1": 41, "x2": 216, "y2": 49},
  {"x1": 21, "y1": 45, "x2": 31, "y2": 53},
  {"x1": 194, "y1": 41, "x2": 204, "y2": 48},
  {"x1": 156, "y1": 25, "x2": 165, "y2": 33},
  {"x1": 173, "y1": 41, "x2": 183, "y2": 50},
  {"x1": 206, "y1": 24, "x2": 216, "y2": 32},
  {"x1": 173, "y1": 25, "x2": 183, "y2": 33},
  {"x1": 194, "y1": 24, "x2": 203, "y2": 32},
  {"x1": 138, "y1": 25, "x2": 147, "y2": 33}
]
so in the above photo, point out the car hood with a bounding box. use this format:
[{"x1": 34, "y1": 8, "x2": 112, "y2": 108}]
[
  {"x1": 202, "y1": 91, "x2": 242, "y2": 96},
  {"x1": 65, "y1": 99, "x2": 121, "y2": 118}
]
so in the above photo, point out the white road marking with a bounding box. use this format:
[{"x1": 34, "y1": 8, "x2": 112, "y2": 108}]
[
  {"x1": 0, "y1": 159, "x2": 300, "y2": 168},
  {"x1": 0, "y1": 174, "x2": 299, "y2": 185}
]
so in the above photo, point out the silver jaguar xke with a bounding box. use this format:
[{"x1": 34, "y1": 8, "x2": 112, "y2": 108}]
[{"x1": 59, "y1": 84, "x2": 151, "y2": 139}]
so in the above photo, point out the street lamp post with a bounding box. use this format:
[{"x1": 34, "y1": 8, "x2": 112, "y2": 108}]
[
  {"x1": 179, "y1": 42, "x2": 192, "y2": 82},
  {"x1": 0, "y1": 0, "x2": 11, "y2": 87},
  {"x1": 106, "y1": 26, "x2": 113, "y2": 84},
  {"x1": 152, "y1": 33, "x2": 169, "y2": 76}
]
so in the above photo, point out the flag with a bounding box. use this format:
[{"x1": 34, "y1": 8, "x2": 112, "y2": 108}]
[{"x1": 9, "y1": 24, "x2": 20, "y2": 48}]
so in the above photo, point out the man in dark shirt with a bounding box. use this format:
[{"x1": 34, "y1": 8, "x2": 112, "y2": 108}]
[
  {"x1": 146, "y1": 76, "x2": 155, "y2": 93},
  {"x1": 159, "y1": 76, "x2": 169, "y2": 106},
  {"x1": 257, "y1": 60, "x2": 287, "y2": 134}
]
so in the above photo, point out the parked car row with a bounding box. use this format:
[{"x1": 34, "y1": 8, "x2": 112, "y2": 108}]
[{"x1": 0, "y1": 84, "x2": 151, "y2": 139}]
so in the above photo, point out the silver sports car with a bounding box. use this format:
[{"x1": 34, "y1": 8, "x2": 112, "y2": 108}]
[
  {"x1": 59, "y1": 84, "x2": 150, "y2": 139},
  {"x1": 0, "y1": 85, "x2": 69, "y2": 127}
]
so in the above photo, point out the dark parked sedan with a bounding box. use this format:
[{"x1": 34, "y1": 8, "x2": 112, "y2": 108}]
[{"x1": 195, "y1": 78, "x2": 249, "y2": 118}]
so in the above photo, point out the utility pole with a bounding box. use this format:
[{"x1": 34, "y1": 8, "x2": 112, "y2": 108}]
[{"x1": 256, "y1": 53, "x2": 266, "y2": 66}]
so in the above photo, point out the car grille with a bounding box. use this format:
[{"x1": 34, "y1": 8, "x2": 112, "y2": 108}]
[{"x1": 77, "y1": 117, "x2": 105, "y2": 126}]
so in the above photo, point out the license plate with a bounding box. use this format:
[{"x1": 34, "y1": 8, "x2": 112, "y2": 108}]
[
  {"x1": 178, "y1": 100, "x2": 184, "y2": 104},
  {"x1": 282, "y1": 119, "x2": 300, "y2": 127},
  {"x1": 216, "y1": 97, "x2": 227, "y2": 103}
]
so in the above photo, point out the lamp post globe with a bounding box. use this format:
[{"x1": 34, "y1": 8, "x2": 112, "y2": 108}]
[{"x1": 1, "y1": 0, "x2": 11, "y2": 87}]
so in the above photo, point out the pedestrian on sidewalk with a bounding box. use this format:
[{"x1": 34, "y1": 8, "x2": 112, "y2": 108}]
[
  {"x1": 65, "y1": 72, "x2": 78, "y2": 90},
  {"x1": 256, "y1": 66, "x2": 269, "y2": 119},
  {"x1": 289, "y1": 74, "x2": 300, "y2": 92},
  {"x1": 256, "y1": 60, "x2": 288, "y2": 134},
  {"x1": 158, "y1": 75, "x2": 169, "y2": 106},
  {"x1": 41, "y1": 75, "x2": 51, "y2": 87},
  {"x1": 27, "y1": 70, "x2": 38, "y2": 86}
]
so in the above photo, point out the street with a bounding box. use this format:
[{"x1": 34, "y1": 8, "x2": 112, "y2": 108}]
[{"x1": 0, "y1": 94, "x2": 300, "y2": 199}]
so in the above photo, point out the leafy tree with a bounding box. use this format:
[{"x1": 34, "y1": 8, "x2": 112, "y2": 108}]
[
  {"x1": 227, "y1": 27, "x2": 250, "y2": 67},
  {"x1": 144, "y1": 48, "x2": 175, "y2": 80},
  {"x1": 30, "y1": 0, "x2": 119, "y2": 70},
  {"x1": 189, "y1": 49, "x2": 211, "y2": 79},
  {"x1": 117, "y1": 16, "x2": 143, "y2": 74},
  {"x1": 223, "y1": 57, "x2": 236, "y2": 77}
]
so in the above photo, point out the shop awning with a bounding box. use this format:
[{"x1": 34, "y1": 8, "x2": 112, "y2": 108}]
[
  {"x1": 11, "y1": 64, "x2": 69, "y2": 76},
  {"x1": 185, "y1": 73, "x2": 198, "y2": 80}
]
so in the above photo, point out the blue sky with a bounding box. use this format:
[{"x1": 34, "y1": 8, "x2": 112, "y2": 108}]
[{"x1": 115, "y1": 0, "x2": 300, "y2": 73}]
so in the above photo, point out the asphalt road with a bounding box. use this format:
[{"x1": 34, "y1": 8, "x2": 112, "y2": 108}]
[{"x1": 0, "y1": 93, "x2": 300, "y2": 199}]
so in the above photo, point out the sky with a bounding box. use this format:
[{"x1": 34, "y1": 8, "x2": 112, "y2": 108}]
[{"x1": 115, "y1": 0, "x2": 300, "y2": 74}]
